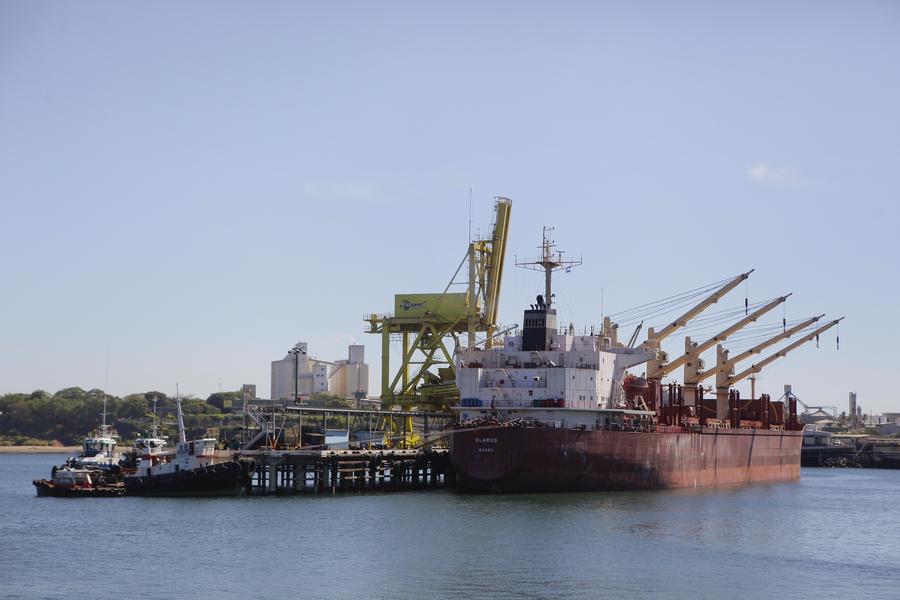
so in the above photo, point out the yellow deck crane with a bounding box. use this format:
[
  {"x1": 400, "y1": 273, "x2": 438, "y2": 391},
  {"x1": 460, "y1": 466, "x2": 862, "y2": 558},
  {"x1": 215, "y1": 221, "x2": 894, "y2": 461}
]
[
  {"x1": 713, "y1": 317, "x2": 843, "y2": 417},
  {"x1": 641, "y1": 270, "x2": 754, "y2": 383},
  {"x1": 675, "y1": 314, "x2": 826, "y2": 419},
  {"x1": 649, "y1": 294, "x2": 791, "y2": 379},
  {"x1": 605, "y1": 270, "x2": 839, "y2": 419},
  {"x1": 365, "y1": 198, "x2": 512, "y2": 445},
  {"x1": 702, "y1": 315, "x2": 826, "y2": 384},
  {"x1": 647, "y1": 293, "x2": 791, "y2": 404}
]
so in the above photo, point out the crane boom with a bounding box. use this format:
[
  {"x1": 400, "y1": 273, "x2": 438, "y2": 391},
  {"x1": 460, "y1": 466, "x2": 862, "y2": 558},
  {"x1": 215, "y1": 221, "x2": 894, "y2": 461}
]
[
  {"x1": 649, "y1": 293, "x2": 790, "y2": 378},
  {"x1": 645, "y1": 270, "x2": 753, "y2": 344},
  {"x1": 483, "y1": 197, "x2": 511, "y2": 328},
  {"x1": 727, "y1": 318, "x2": 843, "y2": 385},
  {"x1": 699, "y1": 314, "x2": 826, "y2": 382}
]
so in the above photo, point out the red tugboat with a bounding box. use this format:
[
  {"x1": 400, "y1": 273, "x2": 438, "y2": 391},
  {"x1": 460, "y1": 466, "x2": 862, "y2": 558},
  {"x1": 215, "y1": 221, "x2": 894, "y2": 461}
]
[
  {"x1": 34, "y1": 466, "x2": 125, "y2": 497},
  {"x1": 450, "y1": 228, "x2": 841, "y2": 493}
]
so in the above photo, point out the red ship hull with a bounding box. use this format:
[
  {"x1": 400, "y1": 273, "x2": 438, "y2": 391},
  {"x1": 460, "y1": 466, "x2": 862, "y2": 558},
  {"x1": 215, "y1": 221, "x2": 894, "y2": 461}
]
[{"x1": 450, "y1": 425, "x2": 802, "y2": 493}]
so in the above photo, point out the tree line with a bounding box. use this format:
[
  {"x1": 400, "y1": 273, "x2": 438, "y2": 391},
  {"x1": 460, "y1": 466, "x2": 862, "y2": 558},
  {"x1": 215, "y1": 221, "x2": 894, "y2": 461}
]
[{"x1": 0, "y1": 387, "x2": 241, "y2": 446}]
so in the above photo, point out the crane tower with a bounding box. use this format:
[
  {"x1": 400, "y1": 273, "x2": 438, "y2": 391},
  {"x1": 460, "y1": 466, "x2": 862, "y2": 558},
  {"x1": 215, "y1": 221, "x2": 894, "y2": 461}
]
[{"x1": 365, "y1": 197, "x2": 512, "y2": 410}]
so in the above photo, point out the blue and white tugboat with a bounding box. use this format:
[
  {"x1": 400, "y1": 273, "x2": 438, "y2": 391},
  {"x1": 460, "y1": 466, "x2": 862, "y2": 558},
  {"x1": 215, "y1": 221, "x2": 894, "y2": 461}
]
[
  {"x1": 64, "y1": 396, "x2": 122, "y2": 474},
  {"x1": 123, "y1": 395, "x2": 246, "y2": 496}
]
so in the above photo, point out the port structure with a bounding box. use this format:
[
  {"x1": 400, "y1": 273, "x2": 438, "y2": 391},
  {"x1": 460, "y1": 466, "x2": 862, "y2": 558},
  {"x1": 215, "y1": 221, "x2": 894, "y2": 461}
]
[
  {"x1": 240, "y1": 400, "x2": 456, "y2": 451},
  {"x1": 365, "y1": 197, "x2": 512, "y2": 414},
  {"x1": 238, "y1": 402, "x2": 458, "y2": 493}
]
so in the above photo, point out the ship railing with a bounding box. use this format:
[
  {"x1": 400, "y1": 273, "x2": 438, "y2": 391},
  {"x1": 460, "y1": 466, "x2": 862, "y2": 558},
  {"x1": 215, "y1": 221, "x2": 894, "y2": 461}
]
[
  {"x1": 479, "y1": 372, "x2": 547, "y2": 388},
  {"x1": 364, "y1": 313, "x2": 394, "y2": 320},
  {"x1": 479, "y1": 380, "x2": 547, "y2": 389},
  {"x1": 563, "y1": 363, "x2": 599, "y2": 370},
  {"x1": 245, "y1": 403, "x2": 276, "y2": 434}
]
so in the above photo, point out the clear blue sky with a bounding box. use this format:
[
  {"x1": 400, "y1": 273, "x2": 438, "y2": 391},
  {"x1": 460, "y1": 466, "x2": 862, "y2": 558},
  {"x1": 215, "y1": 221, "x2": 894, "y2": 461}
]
[{"x1": 1, "y1": 1, "x2": 898, "y2": 413}]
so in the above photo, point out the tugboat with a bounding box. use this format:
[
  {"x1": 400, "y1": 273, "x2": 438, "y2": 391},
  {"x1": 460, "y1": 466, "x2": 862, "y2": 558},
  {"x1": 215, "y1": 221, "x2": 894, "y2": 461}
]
[
  {"x1": 131, "y1": 395, "x2": 168, "y2": 455},
  {"x1": 122, "y1": 393, "x2": 247, "y2": 496},
  {"x1": 33, "y1": 465, "x2": 125, "y2": 497},
  {"x1": 64, "y1": 395, "x2": 122, "y2": 474}
]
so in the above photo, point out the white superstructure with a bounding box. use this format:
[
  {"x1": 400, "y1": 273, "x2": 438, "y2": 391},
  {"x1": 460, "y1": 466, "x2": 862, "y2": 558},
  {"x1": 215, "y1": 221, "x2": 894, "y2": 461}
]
[
  {"x1": 453, "y1": 226, "x2": 654, "y2": 425},
  {"x1": 457, "y1": 331, "x2": 654, "y2": 410},
  {"x1": 67, "y1": 395, "x2": 122, "y2": 472}
]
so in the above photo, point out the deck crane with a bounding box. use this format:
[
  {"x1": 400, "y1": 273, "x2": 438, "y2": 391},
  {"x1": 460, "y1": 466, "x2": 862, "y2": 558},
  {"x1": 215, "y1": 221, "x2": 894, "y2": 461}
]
[
  {"x1": 722, "y1": 317, "x2": 844, "y2": 388},
  {"x1": 711, "y1": 317, "x2": 843, "y2": 418},
  {"x1": 701, "y1": 314, "x2": 826, "y2": 384},
  {"x1": 642, "y1": 270, "x2": 753, "y2": 385},
  {"x1": 682, "y1": 313, "x2": 823, "y2": 419},
  {"x1": 682, "y1": 313, "x2": 824, "y2": 404},
  {"x1": 648, "y1": 293, "x2": 791, "y2": 380}
]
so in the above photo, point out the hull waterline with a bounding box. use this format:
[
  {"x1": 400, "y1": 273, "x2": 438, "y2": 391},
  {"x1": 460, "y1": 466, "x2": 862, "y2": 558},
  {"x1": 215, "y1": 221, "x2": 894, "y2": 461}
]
[
  {"x1": 450, "y1": 425, "x2": 802, "y2": 493},
  {"x1": 124, "y1": 461, "x2": 244, "y2": 497}
]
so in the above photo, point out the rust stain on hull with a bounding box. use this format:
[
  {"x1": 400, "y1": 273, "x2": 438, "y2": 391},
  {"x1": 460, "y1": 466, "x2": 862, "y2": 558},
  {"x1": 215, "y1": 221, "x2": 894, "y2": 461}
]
[{"x1": 451, "y1": 427, "x2": 802, "y2": 493}]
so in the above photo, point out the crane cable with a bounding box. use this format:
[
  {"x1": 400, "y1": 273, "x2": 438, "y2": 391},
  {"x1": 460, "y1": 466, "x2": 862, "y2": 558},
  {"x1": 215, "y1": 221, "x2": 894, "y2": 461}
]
[
  {"x1": 615, "y1": 289, "x2": 740, "y2": 327},
  {"x1": 607, "y1": 275, "x2": 736, "y2": 320},
  {"x1": 660, "y1": 319, "x2": 808, "y2": 351}
]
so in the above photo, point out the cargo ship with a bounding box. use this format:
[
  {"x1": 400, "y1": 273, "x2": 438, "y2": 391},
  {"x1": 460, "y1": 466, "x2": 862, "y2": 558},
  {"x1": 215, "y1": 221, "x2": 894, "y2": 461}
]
[{"x1": 450, "y1": 228, "x2": 840, "y2": 493}]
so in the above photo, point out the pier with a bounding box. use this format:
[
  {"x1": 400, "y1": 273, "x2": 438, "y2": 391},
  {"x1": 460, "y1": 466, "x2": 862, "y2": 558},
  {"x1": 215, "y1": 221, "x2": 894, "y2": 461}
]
[
  {"x1": 232, "y1": 401, "x2": 459, "y2": 495},
  {"x1": 801, "y1": 436, "x2": 900, "y2": 469},
  {"x1": 242, "y1": 448, "x2": 455, "y2": 495}
]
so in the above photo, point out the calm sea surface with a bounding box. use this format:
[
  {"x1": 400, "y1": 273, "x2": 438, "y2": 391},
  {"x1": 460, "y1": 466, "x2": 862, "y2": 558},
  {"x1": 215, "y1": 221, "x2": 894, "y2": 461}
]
[{"x1": 1, "y1": 453, "x2": 898, "y2": 599}]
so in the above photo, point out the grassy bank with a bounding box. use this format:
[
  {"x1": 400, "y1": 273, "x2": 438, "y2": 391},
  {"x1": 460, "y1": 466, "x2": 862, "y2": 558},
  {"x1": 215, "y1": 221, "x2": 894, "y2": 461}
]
[{"x1": 0, "y1": 445, "x2": 80, "y2": 453}]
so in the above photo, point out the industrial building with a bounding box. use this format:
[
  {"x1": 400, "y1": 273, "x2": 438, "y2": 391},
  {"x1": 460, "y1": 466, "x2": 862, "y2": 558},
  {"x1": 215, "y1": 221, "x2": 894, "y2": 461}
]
[
  {"x1": 270, "y1": 341, "x2": 369, "y2": 401},
  {"x1": 329, "y1": 345, "x2": 369, "y2": 400}
]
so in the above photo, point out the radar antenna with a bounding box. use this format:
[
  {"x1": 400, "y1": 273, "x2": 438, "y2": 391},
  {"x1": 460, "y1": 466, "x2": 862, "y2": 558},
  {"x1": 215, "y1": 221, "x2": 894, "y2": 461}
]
[{"x1": 515, "y1": 226, "x2": 582, "y2": 308}]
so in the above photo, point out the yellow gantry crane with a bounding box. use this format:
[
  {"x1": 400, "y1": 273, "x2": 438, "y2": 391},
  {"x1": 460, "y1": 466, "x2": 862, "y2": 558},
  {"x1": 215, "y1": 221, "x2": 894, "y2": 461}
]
[{"x1": 365, "y1": 197, "x2": 512, "y2": 420}]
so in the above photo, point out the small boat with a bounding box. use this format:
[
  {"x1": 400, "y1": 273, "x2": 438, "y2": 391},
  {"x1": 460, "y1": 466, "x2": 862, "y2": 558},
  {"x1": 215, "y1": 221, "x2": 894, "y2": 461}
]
[
  {"x1": 64, "y1": 396, "x2": 122, "y2": 474},
  {"x1": 33, "y1": 466, "x2": 125, "y2": 497},
  {"x1": 131, "y1": 396, "x2": 169, "y2": 455},
  {"x1": 123, "y1": 392, "x2": 249, "y2": 496}
]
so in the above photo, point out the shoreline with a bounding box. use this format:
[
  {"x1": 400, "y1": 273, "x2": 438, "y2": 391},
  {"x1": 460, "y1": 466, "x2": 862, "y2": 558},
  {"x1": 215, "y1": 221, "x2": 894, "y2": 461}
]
[{"x1": 0, "y1": 445, "x2": 79, "y2": 454}]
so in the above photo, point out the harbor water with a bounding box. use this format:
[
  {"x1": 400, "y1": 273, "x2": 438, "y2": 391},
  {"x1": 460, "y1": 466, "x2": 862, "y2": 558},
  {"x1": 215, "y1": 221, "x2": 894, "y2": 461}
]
[{"x1": 2, "y1": 453, "x2": 897, "y2": 599}]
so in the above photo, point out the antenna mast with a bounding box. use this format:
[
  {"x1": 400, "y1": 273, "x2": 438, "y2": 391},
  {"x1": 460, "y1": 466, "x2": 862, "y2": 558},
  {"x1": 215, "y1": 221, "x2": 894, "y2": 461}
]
[
  {"x1": 151, "y1": 395, "x2": 159, "y2": 439},
  {"x1": 515, "y1": 226, "x2": 582, "y2": 307},
  {"x1": 175, "y1": 383, "x2": 186, "y2": 444}
]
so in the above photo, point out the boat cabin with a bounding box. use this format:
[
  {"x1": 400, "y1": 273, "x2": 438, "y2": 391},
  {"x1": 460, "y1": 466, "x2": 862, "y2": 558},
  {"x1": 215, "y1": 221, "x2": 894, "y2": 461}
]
[
  {"x1": 134, "y1": 437, "x2": 167, "y2": 452},
  {"x1": 53, "y1": 468, "x2": 94, "y2": 488},
  {"x1": 82, "y1": 436, "x2": 117, "y2": 457}
]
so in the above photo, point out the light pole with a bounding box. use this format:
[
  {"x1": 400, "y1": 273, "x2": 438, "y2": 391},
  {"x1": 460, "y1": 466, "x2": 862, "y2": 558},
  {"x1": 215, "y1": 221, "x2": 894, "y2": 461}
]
[{"x1": 288, "y1": 344, "x2": 305, "y2": 403}]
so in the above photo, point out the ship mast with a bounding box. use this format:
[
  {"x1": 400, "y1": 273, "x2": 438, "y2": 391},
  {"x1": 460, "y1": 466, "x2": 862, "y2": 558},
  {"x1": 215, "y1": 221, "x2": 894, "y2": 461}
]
[
  {"x1": 515, "y1": 226, "x2": 582, "y2": 308},
  {"x1": 151, "y1": 395, "x2": 159, "y2": 439},
  {"x1": 101, "y1": 393, "x2": 108, "y2": 431},
  {"x1": 175, "y1": 384, "x2": 187, "y2": 444}
]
